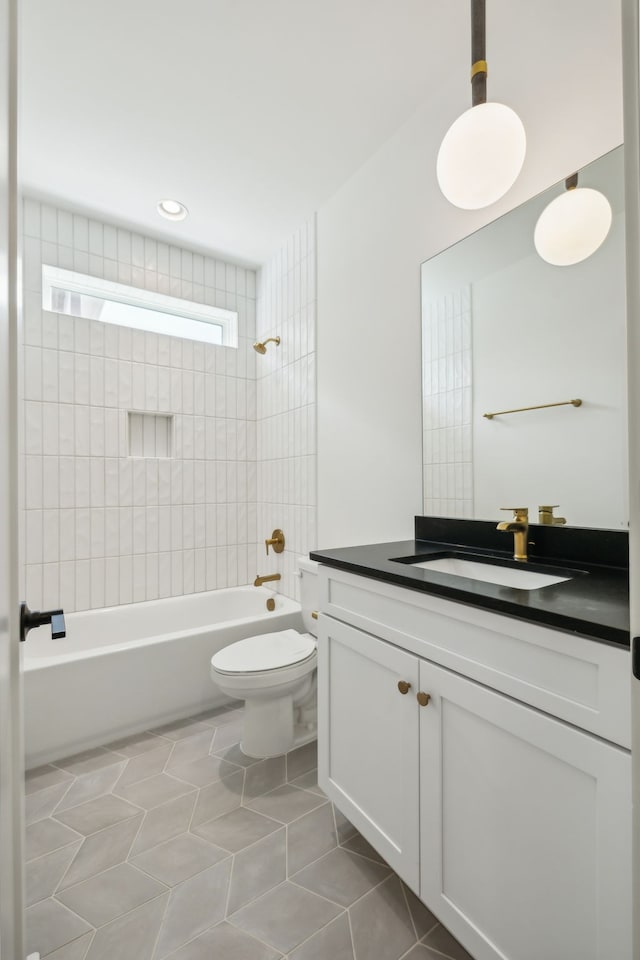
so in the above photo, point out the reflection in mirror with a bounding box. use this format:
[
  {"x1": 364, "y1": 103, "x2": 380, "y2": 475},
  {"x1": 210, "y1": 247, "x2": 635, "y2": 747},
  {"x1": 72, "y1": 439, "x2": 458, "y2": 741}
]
[{"x1": 421, "y1": 146, "x2": 627, "y2": 530}]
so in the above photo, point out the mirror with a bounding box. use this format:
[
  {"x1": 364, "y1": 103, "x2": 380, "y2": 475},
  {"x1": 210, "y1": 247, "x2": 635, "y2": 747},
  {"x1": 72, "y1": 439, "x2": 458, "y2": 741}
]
[{"x1": 421, "y1": 146, "x2": 627, "y2": 530}]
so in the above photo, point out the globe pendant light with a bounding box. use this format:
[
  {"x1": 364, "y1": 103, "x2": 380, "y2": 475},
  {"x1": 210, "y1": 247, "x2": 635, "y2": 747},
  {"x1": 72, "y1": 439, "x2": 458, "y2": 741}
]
[
  {"x1": 534, "y1": 172, "x2": 612, "y2": 266},
  {"x1": 437, "y1": 0, "x2": 526, "y2": 210}
]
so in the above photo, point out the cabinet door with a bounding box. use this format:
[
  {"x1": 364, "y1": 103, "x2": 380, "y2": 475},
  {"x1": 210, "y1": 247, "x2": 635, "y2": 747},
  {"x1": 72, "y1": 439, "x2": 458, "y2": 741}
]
[
  {"x1": 419, "y1": 660, "x2": 632, "y2": 960},
  {"x1": 318, "y1": 616, "x2": 420, "y2": 888}
]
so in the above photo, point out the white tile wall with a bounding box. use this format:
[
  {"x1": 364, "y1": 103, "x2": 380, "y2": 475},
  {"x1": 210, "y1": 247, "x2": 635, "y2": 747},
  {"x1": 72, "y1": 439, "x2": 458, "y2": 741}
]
[
  {"x1": 255, "y1": 217, "x2": 317, "y2": 601},
  {"x1": 422, "y1": 285, "x2": 474, "y2": 519},
  {"x1": 21, "y1": 198, "x2": 259, "y2": 611}
]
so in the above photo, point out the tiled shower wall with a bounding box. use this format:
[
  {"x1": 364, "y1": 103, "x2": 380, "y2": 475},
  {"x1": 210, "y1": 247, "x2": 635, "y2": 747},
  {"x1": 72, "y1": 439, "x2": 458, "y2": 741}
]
[
  {"x1": 21, "y1": 199, "x2": 261, "y2": 612},
  {"x1": 422, "y1": 285, "x2": 474, "y2": 518},
  {"x1": 255, "y1": 217, "x2": 317, "y2": 601}
]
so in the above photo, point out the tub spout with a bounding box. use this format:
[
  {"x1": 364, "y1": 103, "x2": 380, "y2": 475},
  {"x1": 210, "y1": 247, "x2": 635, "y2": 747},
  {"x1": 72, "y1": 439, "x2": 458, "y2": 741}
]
[{"x1": 254, "y1": 573, "x2": 281, "y2": 587}]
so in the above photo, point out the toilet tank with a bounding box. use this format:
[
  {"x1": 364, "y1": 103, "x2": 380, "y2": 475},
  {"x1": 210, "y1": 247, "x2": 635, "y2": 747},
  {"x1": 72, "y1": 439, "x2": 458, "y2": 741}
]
[{"x1": 298, "y1": 557, "x2": 319, "y2": 635}]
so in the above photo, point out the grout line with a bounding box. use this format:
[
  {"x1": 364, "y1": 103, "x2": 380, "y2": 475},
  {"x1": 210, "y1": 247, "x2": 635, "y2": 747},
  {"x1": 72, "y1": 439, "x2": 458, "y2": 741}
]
[
  {"x1": 55, "y1": 788, "x2": 147, "y2": 819},
  {"x1": 346, "y1": 908, "x2": 358, "y2": 960},
  {"x1": 420, "y1": 925, "x2": 465, "y2": 960},
  {"x1": 339, "y1": 838, "x2": 387, "y2": 869},
  {"x1": 78, "y1": 928, "x2": 96, "y2": 960},
  {"x1": 223, "y1": 851, "x2": 236, "y2": 918},
  {"x1": 41, "y1": 894, "x2": 99, "y2": 935},
  {"x1": 397, "y1": 944, "x2": 423, "y2": 960},
  {"x1": 279, "y1": 910, "x2": 347, "y2": 959},
  {"x1": 400, "y1": 878, "x2": 420, "y2": 943},
  {"x1": 286, "y1": 875, "x2": 351, "y2": 911},
  {"x1": 284, "y1": 819, "x2": 290, "y2": 880},
  {"x1": 32, "y1": 777, "x2": 77, "y2": 820},
  {"x1": 40, "y1": 926, "x2": 96, "y2": 960},
  {"x1": 420, "y1": 920, "x2": 441, "y2": 942},
  {"x1": 50, "y1": 761, "x2": 128, "y2": 816},
  {"x1": 25, "y1": 826, "x2": 85, "y2": 864},
  {"x1": 25, "y1": 839, "x2": 83, "y2": 904}
]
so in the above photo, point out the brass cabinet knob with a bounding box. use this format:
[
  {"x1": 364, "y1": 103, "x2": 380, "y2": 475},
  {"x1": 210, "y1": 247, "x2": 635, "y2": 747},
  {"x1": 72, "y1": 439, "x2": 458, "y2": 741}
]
[
  {"x1": 311, "y1": 611, "x2": 318, "y2": 620},
  {"x1": 417, "y1": 692, "x2": 431, "y2": 707},
  {"x1": 397, "y1": 681, "x2": 411, "y2": 695}
]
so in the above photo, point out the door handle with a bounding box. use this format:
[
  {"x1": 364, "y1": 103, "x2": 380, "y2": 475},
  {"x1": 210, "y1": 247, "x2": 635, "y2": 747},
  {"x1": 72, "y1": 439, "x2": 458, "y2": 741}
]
[{"x1": 20, "y1": 602, "x2": 66, "y2": 642}]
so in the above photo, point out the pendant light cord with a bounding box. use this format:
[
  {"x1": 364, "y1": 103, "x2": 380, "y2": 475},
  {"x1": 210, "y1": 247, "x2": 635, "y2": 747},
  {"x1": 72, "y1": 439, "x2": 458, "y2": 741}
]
[{"x1": 471, "y1": 0, "x2": 487, "y2": 106}]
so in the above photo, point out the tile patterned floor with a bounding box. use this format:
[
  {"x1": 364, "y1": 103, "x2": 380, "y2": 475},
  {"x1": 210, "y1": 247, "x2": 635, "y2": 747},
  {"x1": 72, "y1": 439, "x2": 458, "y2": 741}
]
[{"x1": 25, "y1": 706, "x2": 473, "y2": 960}]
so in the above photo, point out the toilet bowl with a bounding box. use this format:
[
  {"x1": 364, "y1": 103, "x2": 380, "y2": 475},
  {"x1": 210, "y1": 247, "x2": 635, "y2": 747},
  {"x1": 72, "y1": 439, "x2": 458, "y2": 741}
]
[{"x1": 210, "y1": 558, "x2": 319, "y2": 758}]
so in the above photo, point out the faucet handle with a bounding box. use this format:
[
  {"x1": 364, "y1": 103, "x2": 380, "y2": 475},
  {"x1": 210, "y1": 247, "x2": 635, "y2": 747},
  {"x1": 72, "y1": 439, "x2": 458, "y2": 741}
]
[
  {"x1": 538, "y1": 505, "x2": 566, "y2": 525},
  {"x1": 500, "y1": 507, "x2": 529, "y2": 522},
  {"x1": 265, "y1": 529, "x2": 285, "y2": 555}
]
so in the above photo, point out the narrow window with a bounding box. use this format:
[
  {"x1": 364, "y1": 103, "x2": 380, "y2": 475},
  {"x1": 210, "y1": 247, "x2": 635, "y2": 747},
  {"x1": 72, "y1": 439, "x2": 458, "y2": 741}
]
[{"x1": 42, "y1": 264, "x2": 238, "y2": 347}]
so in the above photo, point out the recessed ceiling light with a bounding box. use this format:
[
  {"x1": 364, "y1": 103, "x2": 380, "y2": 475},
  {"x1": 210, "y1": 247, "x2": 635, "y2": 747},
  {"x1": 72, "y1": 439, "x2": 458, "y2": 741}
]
[{"x1": 157, "y1": 199, "x2": 188, "y2": 221}]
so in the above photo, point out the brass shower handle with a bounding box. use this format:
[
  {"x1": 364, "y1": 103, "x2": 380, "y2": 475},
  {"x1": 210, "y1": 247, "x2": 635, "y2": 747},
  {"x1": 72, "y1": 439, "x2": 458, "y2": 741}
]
[{"x1": 265, "y1": 529, "x2": 285, "y2": 555}]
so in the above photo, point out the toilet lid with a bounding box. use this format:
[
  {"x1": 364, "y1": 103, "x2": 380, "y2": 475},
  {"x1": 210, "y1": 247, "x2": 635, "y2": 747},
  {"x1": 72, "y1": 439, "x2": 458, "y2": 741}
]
[{"x1": 212, "y1": 629, "x2": 316, "y2": 674}]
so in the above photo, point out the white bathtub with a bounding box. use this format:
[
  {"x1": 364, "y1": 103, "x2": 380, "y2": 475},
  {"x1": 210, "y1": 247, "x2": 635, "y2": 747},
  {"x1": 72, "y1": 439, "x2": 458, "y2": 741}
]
[{"x1": 23, "y1": 587, "x2": 303, "y2": 767}]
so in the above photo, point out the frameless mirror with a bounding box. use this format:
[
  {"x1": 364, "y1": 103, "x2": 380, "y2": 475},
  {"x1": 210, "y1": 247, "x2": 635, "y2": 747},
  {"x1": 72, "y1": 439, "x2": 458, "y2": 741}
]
[{"x1": 421, "y1": 145, "x2": 627, "y2": 530}]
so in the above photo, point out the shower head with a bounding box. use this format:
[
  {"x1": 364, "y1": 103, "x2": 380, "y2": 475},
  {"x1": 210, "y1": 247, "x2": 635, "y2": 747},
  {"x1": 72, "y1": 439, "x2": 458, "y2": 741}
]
[{"x1": 253, "y1": 336, "x2": 281, "y2": 354}]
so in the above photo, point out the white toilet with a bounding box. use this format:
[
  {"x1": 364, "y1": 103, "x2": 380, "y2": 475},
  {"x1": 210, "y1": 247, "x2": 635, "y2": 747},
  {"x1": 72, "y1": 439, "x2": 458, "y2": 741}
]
[{"x1": 210, "y1": 558, "x2": 319, "y2": 758}]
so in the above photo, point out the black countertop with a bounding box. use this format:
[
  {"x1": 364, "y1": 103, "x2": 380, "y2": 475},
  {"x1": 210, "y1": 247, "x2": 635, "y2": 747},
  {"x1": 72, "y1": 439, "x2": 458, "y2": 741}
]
[{"x1": 310, "y1": 519, "x2": 630, "y2": 648}]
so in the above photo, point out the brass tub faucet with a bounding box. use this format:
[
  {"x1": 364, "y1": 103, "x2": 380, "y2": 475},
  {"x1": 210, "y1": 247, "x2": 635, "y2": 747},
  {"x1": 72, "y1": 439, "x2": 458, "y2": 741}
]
[
  {"x1": 497, "y1": 507, "x2": 529, "y2": 561},
  {"x1": 254, "y1": 573, "x2": 281, "y2": 587}
]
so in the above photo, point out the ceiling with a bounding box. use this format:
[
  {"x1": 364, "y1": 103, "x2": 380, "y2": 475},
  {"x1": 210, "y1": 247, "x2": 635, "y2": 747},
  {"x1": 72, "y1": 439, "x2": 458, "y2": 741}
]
[{"x1": 19, "y1": 0, "x2": 467, "y2": 266}]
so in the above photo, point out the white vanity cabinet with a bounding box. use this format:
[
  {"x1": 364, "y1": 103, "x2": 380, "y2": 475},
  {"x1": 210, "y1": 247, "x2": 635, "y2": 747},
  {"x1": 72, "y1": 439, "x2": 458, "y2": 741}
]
[
  {"x1": 317, "y1": 566, "x2": 632, "y2": 960},
  {"x1": 317, "y1": 616, "x2": 421, "y2": 887}
]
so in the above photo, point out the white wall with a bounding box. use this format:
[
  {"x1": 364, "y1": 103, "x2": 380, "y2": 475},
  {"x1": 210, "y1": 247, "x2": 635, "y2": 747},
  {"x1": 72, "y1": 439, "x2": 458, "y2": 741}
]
[
  {"x1": 256, "y1": 218, "x2": 317, "y2": 601},
  {"x1": 316, "y1": 0, "x2": 624, "y2": 548}
]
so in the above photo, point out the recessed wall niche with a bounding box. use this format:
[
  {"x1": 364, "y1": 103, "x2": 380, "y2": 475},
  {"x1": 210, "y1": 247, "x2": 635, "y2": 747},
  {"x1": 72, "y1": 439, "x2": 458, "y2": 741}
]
[{"x1": 128, "y1": 412, "x2": 173, "y2": 458}]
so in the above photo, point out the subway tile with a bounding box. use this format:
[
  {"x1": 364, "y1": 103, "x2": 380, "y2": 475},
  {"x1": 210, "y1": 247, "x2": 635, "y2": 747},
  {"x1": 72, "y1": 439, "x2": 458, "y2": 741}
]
[{"x1": 20, "y1": 203, "x2": 316, "y2": 611}]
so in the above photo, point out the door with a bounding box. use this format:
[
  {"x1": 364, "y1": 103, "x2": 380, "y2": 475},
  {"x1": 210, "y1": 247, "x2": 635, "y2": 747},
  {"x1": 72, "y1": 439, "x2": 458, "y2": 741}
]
[
  {"x1": 419, "y1": 660, "x2": 632, "y2": 960},
  {"x1": 622, "y1": 4, "x2": 640, "y2": 960},
  {"x1": 317, "y1": 616, "x2": 421, "y2": 888},
  {"x1": 0, "y1": 0, "x2": 23, "y2": 956}
]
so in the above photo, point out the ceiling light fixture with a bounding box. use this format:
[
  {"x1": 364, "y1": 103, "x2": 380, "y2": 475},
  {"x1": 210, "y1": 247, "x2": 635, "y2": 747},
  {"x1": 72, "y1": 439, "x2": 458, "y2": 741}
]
[
  {"x1": 533, "y1": 173, "x2": 612, "y2": 266},
  {"x1": 157, "y1": 199, "x2": 189, "y2": 221},
  {"x1": 437, "y1": 0, "x2": 526, "y2": 210}
]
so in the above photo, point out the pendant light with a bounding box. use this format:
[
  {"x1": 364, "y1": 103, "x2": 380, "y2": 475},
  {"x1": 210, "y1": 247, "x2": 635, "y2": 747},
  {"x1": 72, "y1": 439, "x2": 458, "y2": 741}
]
[
  {"x1": 534, "y1": 173, "x2": 612, "y2": 266},
  {"x1": 437, "y1": 0, "x2": 526, "y2": 210}
]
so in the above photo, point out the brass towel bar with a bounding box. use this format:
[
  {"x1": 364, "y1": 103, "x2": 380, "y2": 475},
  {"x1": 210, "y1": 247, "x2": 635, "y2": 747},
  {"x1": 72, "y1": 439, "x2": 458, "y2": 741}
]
[{"x1": 483, "y1": 398, "x2": 582, "y2": 420}]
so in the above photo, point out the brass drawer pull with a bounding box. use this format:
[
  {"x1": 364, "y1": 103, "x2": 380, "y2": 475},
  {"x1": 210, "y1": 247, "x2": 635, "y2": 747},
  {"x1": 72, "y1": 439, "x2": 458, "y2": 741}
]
[
  {"x1": 417, "y1": 692, "x2": 431, "y2": 707},
  {"x1": 311, "y1": 611, "x2": 318, "y2": 620},
  {"x1": 397, "y1": 681, "x2": 411, "y2": 695}
]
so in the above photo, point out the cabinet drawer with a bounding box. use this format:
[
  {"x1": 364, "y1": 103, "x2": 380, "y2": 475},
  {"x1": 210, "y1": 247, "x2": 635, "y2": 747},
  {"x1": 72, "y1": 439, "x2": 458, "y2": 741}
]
[{"x1": 320, "y1": 566, "x2": 630, "y2": 747}]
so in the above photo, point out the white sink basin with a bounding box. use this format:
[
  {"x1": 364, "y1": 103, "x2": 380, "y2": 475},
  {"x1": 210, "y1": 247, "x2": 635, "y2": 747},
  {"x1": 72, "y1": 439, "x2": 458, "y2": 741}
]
[{"x1": 410, "y1": 557, "x2": 571, "y2": 590}]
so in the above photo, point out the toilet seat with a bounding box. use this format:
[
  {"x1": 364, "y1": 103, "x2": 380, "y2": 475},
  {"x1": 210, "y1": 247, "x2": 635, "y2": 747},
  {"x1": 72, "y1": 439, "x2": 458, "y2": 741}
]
[{"x1": 211, "y1": 629, "x2": 316, "y2": 676}]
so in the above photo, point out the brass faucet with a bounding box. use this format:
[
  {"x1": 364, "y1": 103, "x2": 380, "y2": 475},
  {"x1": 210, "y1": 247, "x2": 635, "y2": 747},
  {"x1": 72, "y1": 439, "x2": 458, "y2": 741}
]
[
  {"x1": 538, "y1": 505, "x2": 566, "y2": 525},
  {"x1": 254, "y1": 573, "x2": 281, "y2": 587},
  {"x1": 496, "y1": 507, "x2": 529, "y2": 562}
]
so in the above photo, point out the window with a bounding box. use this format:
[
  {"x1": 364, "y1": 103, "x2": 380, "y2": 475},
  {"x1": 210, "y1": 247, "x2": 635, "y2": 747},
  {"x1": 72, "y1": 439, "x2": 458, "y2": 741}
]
[{"x1": 42, "y1": 265, "x2": 238, "y2": 347}]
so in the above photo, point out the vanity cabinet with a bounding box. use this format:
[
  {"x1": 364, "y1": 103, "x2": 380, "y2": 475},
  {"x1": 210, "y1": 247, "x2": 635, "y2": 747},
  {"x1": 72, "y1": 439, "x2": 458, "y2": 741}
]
[
  {"x1": 318, "y1": 617, "x2": 421, "y2": 887},
  {"x1": 317, "y1": 566, "x2": 632, "y2": 960}
]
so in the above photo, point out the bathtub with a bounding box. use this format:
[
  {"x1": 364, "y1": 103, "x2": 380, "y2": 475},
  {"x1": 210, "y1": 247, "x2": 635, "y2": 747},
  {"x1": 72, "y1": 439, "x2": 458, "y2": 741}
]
[{"x1": 23, "y1": 587, "x2": 303, "y2": 767}]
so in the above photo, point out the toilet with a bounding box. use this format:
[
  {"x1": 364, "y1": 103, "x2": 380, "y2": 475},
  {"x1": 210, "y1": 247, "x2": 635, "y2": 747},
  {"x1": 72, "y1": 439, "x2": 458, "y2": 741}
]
[{"x1": 210, "y1": 558, "x2": 319, "y2": 758}]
